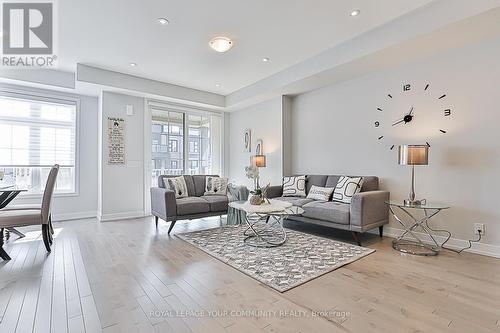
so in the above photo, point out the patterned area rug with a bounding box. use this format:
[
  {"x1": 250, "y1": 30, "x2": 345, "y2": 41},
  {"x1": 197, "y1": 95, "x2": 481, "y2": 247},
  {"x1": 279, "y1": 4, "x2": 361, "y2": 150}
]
[{"x1": 176, "y1": 226, "x2": 375, "y2": 292}]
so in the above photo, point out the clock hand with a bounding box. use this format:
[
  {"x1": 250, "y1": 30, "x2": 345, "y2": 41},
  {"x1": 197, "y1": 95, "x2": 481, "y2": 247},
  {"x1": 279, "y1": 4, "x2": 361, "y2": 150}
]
[
  {"x1": 408, "y1": 106, "x2": 414, "y2": 116},
  {"x1": 392, "y1": 118, "x2": 405, "y2": 126}
]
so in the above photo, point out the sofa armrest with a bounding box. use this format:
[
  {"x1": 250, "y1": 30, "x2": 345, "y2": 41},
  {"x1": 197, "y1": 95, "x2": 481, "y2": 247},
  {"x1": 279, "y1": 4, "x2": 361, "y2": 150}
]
[
  {"x1": 350, "y1": 190, "x2": 390, "y2": 232},
  {"x1": 266, "y1": 185, "x2": 283, "y2": 198},
  {"x1": 150, "y1": 187, "x2": 177, "y2": 219}
]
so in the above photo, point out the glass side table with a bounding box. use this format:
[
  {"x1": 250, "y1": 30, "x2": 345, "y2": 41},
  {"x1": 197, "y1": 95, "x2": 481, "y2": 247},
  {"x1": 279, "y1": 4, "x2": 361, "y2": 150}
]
[{"x1": 385, "y1": 201, "x2": 450, "y2": 256}]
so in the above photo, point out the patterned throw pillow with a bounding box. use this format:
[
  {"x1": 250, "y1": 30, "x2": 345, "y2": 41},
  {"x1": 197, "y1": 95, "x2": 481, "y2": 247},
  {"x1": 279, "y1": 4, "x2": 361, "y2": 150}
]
[
  {"x1": 282, "y1": 175, "x2": 306, "y2": 197},
  {"x1": 332, "y1": 176, "x2": 363, "y2": 204},
  {"x1": 306, "y1": 185, "x2": 335, "y2": 201},
  {"x1": 204, "y1": 176, "x2": 228, "y2": 195},
  {"x1": 167, "y1": 176, "x2": 188, "y2": 198}
]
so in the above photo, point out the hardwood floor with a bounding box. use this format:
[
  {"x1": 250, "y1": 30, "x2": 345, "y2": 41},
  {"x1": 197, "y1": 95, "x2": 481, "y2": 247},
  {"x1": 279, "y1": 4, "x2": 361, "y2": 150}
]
[{"x1": 0, "y1": 216, "x2": 499, "y2": 333}]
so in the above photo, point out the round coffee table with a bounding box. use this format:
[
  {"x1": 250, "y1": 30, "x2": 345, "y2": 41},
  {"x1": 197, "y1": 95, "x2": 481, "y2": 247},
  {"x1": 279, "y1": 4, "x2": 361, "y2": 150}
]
[{"x1": 229, "y1": 200, "x2": 304, "y2": 248}]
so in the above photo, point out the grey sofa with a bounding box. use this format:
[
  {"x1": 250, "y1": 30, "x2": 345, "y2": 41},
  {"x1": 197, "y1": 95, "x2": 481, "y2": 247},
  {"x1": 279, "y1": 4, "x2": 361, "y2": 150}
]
[
  {"x1": 267, "y1": 175, "x2": 389, "y2": 245},
  {"x1": 150, "y1": 175, "x2": 229, "y2": 234}
]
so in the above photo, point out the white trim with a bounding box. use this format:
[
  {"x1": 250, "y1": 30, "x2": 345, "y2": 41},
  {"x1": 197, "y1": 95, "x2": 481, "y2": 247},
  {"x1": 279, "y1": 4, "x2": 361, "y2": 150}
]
[
  {"x1": 143, "y1": 98, "x2": 152, "y2": 217},
  {"x1": 53, "y1": 211, "x2": 97, "y2": 222},
  {"x1": 378, "y1": 226, "x2": 500, "y2": 259},
  {"x1": 98, "y1": 210, "x2": 146, "y2": 222}
]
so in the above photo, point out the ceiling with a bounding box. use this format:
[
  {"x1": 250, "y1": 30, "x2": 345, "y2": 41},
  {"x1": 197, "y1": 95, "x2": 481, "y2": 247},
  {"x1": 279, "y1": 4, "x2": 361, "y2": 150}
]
[{"x1": 59, "y1": 0, "x2": 435, "y2": 95}]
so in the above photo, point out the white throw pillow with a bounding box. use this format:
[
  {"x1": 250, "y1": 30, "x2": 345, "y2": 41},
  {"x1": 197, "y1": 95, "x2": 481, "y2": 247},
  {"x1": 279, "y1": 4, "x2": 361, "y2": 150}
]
[
  {"x1": 167, "y1": 176, "x2": 188, "y2": 198},
  {"x1": 332, "y1": 176, "x2": 363, "y2": 204},
  {"x1": 204, "y1": 176, "x2": 228, "y2": 195},
  {"x1": 282, "y1": 175, "x2": 306, "y2": 197},
  {"x1": 307, "y1": 185, "x2": 335, "y2": 201}
]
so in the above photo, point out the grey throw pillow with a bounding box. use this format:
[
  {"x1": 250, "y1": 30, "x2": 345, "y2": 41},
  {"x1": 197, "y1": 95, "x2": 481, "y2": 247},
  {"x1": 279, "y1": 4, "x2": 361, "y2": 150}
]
[{"x1": 282, "y1": 175, "x2": 306, "y2": 197}]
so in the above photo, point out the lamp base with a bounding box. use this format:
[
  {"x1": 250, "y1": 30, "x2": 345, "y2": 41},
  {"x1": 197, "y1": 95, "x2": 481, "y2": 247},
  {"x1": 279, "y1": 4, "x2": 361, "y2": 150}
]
[{"x1": 404, "y1": 199, "x2": 427, "y2": 206}]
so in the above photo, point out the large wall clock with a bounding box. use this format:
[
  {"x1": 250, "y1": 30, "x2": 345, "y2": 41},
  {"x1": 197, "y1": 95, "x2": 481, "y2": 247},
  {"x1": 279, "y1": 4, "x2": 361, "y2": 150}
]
[{"x1": 374, "y1": 83, "x2": 452, "y2": 150}]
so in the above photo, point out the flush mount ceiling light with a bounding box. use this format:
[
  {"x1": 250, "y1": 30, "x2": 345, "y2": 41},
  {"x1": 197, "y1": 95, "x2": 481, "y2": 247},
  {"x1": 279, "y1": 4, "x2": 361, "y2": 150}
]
[
  {"x1": 157, "y1": 18, "x2": 169, "y2": 25},
  {"x1": 350, "y1": 9, "x2": 361, "y2": 16},
  {"x1": 130, "y1": 62, "x2": 137, "y2": 67},
  {"x1": 209, "y1": 37, "x2": 234, "y2": 53},
  {"x1": 215, "y1": 83, "x2": 221, "y2": 88},
  {"x1": 262, "y1": 57, "x2": 270, "y2": 62}
]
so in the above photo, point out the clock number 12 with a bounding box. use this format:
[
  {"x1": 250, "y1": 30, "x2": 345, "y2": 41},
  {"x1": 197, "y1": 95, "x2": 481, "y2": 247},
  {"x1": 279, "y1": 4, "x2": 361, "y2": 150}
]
[{"x1": 403, "y1": 84, "x2": 411, "y2": 92}]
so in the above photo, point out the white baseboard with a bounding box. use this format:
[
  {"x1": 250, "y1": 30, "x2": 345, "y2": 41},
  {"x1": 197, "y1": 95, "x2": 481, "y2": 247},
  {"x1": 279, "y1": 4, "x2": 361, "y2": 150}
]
[
  {"x1": 53, "y1": 211, "x2": 97, "y2": 222},
  {"x1": 378, "y1": 226, "x2": 500, "y2": 259},
  {"x1": 98, "y1": 210, "x2": 146, "y2": 222}
]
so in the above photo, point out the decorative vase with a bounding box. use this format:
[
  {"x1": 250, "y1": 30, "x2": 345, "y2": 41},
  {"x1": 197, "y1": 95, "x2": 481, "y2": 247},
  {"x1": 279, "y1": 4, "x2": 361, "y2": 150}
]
[{"x1": 249, "y1": 194, "x2": 264, "y2": 205}]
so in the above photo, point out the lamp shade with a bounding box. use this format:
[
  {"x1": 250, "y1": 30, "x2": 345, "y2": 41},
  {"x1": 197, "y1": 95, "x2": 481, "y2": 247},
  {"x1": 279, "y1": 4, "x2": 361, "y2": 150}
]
[
  {"x1": 398, "y1": 145, "x2": 428, "y2": 165},
  {"x1": 253, "y1": 155, "x2": 266, "y2": 167}
]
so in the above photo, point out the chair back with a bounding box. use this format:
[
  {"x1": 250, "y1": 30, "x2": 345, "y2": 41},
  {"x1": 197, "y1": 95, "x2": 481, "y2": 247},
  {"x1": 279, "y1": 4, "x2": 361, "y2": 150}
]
[{"x1": 41, "y1": 165, "x2": 59, "y2": 224}]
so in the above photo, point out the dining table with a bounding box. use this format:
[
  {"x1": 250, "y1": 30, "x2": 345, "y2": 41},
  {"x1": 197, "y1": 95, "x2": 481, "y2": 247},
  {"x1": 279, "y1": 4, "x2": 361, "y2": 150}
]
[{"x1": 0, "y1": 185, "x2": 28, "y2": 238}]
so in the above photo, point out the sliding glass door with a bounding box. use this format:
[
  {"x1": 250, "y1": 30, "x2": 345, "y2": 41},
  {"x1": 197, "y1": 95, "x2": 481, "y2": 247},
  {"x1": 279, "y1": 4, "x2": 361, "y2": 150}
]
[
  {"x1": 150, "y1": 104, "x2": 222, "y2": 186},
  {"x1": 151, "y1": 110, "x2": 184, "y2": 185}
]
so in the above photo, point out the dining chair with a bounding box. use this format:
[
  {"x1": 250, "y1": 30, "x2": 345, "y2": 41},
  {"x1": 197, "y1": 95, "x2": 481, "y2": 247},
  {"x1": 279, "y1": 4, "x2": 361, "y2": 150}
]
[{"x1": 0, "y1": 165, "x2": 59, "y2": 260}]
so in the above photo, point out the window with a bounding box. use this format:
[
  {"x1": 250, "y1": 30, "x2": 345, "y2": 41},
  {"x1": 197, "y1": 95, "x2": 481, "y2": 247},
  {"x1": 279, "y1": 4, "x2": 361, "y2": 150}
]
[
  {"x1": 168, "y1": 139, "x2": 178, "y2": 152},
  {"x1": 0, "y1": 93, "x2": 77, "y2": 194},
  {"x1": 189, "y1": 140, "x2": 199, "y2": 153},
  {"x1": 150, "y1": 103, "x2": 222, "y2": 185}
]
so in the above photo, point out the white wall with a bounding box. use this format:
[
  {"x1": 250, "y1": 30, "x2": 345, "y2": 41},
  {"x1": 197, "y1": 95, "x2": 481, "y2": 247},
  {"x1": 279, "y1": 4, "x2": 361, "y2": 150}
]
[
  {"x1": 3, "y1": 84, "x2": 99, "y2": 221},
  {"x1": 228, "y1": 97, "x2": 283, "y2": 188},
  {"x1": 291, "y1": 37, "x2": 500, "y2": 252},
  {"x1": 98, "y1": 91, "x2": 145, "y2": 221}
]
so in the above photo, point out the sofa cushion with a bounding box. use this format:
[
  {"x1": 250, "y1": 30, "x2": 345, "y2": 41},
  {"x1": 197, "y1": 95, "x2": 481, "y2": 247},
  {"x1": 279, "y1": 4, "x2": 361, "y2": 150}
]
[
  {"x1": 325, "y1": 175, "x2": 340, "y2": 188},
  {"x1": 192, "y1": 175, "x2": 219, "y2": 196},
  {"x1": 158, "y1": 175, "x2": 196, "y2": 196},
  {"x1": 325, "y1": 175, "x2": 379, "y2": 192},
  {"x1": 332, "y1": 176, "x2": 363, "y2": 204},
  {"x1": 282, "y1": 175, "x2": 306, "y2": 197},
  {"x1": 302, "y1": 201, "x2": 350, "y2": 225},
  {"x1": 201, "y1": 195, "x2": 229, "y2": 212},
  {"x1": 360, "y1": 176, "x2": 379, "y2": 192},
  {"x1": 166, "y1": 176, "x2": 189, "y2": 198},
  {"x1": 176, "y1": 197, "x2": 210, "y2": 216},
  {"x1": 305, "y1": 175, "x2": 328, "y2": 194},
  {"x1": 274, "y1": 196, "x2": 314, "y2": 207}
]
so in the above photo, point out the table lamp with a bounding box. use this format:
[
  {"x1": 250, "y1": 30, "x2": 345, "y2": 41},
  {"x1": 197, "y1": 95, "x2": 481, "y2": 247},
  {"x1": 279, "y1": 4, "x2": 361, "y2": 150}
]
[
  {"x1": 398, "y1": 145, "x2": 428, "y2": 206},
  {"x1": 253, "y1": 155, "x2": 266, "y2": 168}
]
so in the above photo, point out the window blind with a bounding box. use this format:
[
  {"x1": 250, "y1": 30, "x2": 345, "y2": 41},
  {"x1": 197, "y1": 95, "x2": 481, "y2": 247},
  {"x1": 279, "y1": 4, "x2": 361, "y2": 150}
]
[{"x1": 0, "y1": 95, "x2": 76, "y2": 168}]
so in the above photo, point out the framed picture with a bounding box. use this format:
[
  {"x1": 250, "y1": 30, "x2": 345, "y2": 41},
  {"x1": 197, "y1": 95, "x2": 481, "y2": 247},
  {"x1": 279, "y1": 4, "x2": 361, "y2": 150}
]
[
  {"x1": 255, "y1": 139, "x2": 263, "y2": 155},
  {"x1": 244, "y1": 129, "x2": 251, "y2": 152}
]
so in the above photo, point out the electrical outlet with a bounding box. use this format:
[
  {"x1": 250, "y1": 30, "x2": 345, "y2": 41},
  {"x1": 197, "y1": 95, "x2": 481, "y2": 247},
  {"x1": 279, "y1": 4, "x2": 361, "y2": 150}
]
[{"x1": 474, "y1": 223, "x2": 485, "y2": 235}]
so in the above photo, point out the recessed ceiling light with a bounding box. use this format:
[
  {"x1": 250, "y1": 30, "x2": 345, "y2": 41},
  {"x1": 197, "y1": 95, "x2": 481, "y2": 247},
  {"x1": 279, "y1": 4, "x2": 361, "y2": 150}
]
[
  {"x1": 209, "y1": 37, "x2": 234, "y2": 53},
  {"x1": 215, "y1": 84, "x2": 221, "y2": 88},
  {"x1": 350, "y1": 9, "x2": 361, "y2": 16},
  {"x1": 157, "y1": 18, "x2": 169, "y2": 25},
  {"x1": 262, "y1": 57, "x2": 270, "y2": 62},
  {"x1": 130, "y1": 62, "x2": 137, "y2": 67}
]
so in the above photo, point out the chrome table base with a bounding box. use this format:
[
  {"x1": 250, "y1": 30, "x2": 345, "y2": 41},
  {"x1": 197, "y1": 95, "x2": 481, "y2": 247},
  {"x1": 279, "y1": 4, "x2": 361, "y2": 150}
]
[
  {"x1": 243, "y1": 213, "x2": 287, "y2": 248},
  {"x1": 388, "y1": 205, "x2": 445, "y2": 256}
]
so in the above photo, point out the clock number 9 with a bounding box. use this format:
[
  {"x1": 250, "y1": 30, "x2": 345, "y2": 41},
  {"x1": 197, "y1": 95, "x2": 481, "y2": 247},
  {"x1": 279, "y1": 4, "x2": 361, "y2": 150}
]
[{"x1": 374, "y1": 121, "x2": 380, "y2": 127}]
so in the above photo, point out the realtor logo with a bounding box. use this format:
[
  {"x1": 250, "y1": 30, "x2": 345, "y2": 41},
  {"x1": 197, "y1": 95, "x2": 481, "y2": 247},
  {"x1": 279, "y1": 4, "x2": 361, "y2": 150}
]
[{"x1": 1, "y1": 1, "x2": 56, "y2": 67}]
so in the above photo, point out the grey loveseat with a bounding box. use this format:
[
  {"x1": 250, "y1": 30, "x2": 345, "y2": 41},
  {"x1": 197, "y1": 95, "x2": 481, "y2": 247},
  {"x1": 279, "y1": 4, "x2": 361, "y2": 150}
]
[
  {"x1": 267, "y1": 175, "x2": 389, "y2": 245},
  {"x1": 151, "y1": 175, "x2": 229, "y2": 234}
]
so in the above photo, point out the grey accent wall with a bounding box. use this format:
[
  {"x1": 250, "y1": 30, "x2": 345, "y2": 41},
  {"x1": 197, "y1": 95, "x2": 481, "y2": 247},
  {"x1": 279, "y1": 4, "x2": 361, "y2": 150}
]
[{"x1": 291, "y1": 36, "x2": 500, "y2": 248}]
